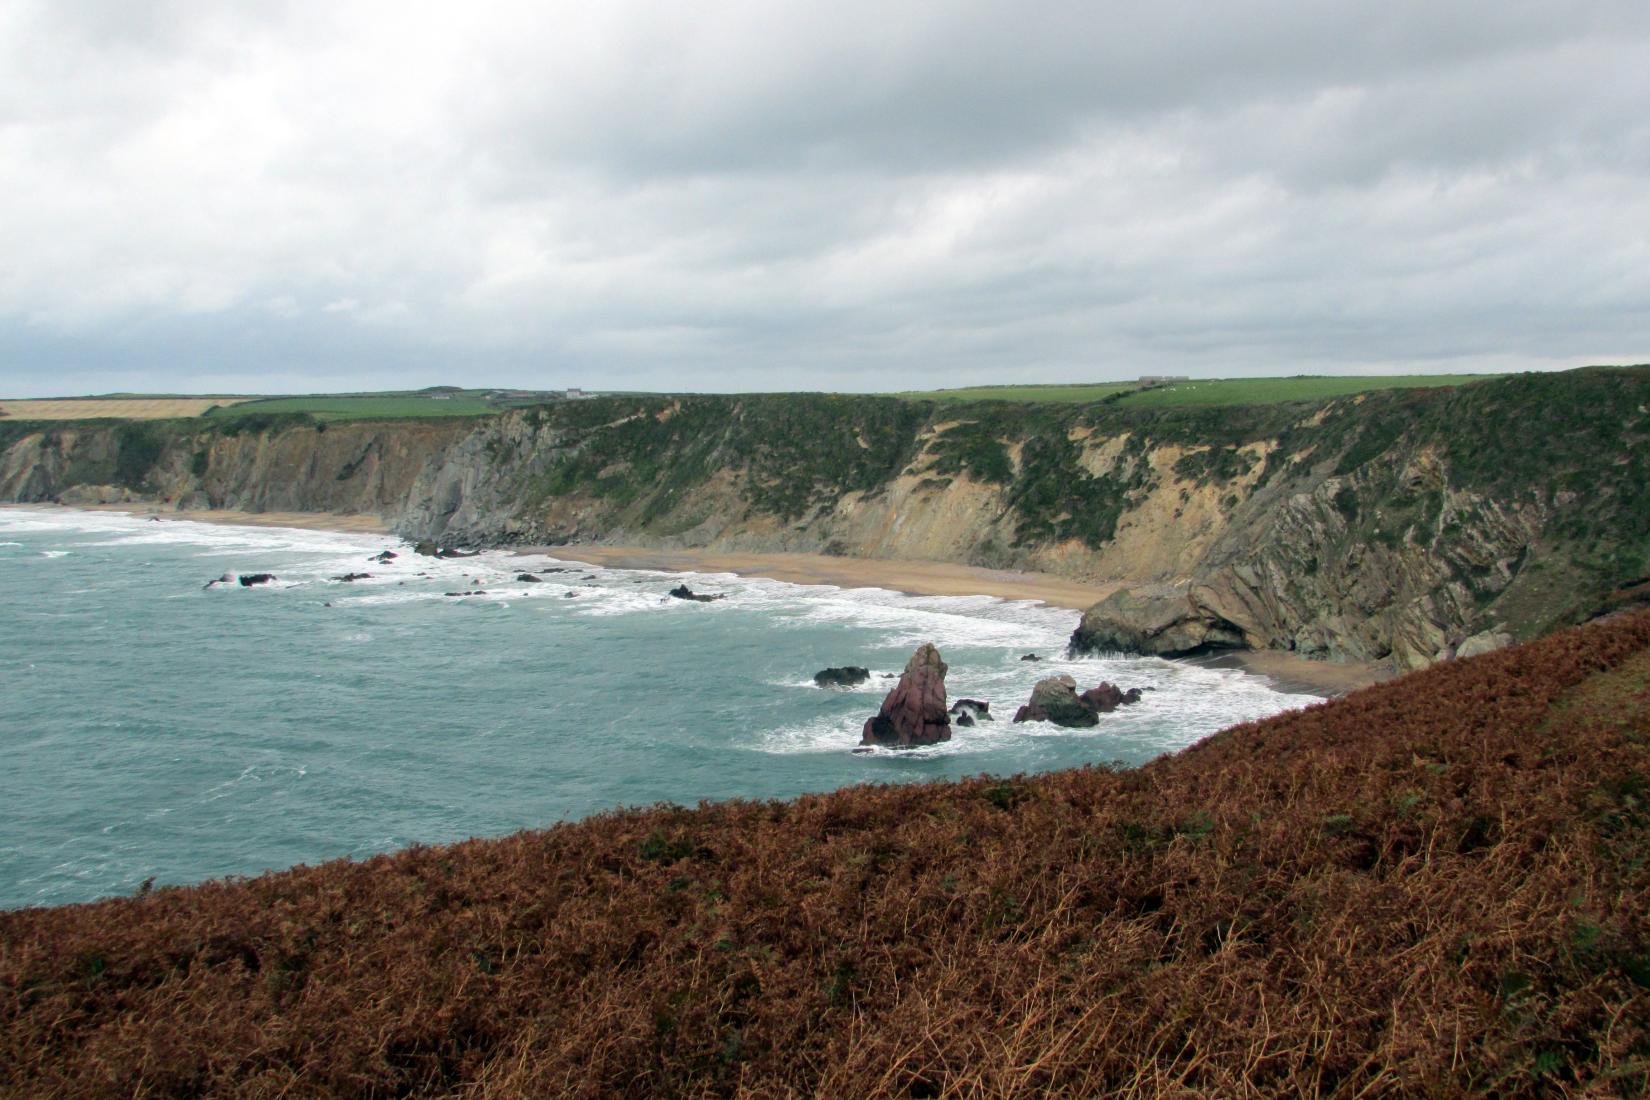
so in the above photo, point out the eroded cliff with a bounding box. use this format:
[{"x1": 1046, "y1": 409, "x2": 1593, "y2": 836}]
[{"x1": 3, "y1": 367, "x2": 1646, "y2": 669}]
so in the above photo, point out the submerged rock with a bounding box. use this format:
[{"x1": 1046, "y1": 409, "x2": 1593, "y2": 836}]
[
  {"x1": 861, "y1": 643, "x2": 951, "y2": 748},
  {"x1": 668, "y1": 584, "x2": 724, "y2": 603},
  {"x1": 956, "y1": 711, "x2": 975, "y2": 727},
  {"x1": 238, "y1": 573, "x2": 276, "y2": 587},
  {"x1": 814, "y1": 666, "x2": 870, "y2": 688},
  {"x1": 517, "y1": 573, "x2": 543, "y2": 583},
  {"x1": 1020, "y1": 653, "x2": 1041, "y2": 662},
  {"x1": 203, "y1": 572, "x2": 235, "y2": 589},
  {"x1": 332, "y1": 572, "x2": 372, "y2": 583},
  {"x1": 372, "y1": 550, "x2": 398, "y2": 563}
]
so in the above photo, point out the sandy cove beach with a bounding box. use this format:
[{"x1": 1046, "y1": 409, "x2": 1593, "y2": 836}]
[
  {"x1": 1, "y1": 503, "x2": 1388, "y2": 695},
  {"x1": 525, "y1": 545, "x2": 1391, "y2": 696}
]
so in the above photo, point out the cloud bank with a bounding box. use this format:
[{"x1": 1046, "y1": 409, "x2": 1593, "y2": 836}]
[{"x1": 2, "y1": 1, "x2": 1647, "y2": 395}]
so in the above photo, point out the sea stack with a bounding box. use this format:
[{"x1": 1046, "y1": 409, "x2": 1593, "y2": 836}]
[{"x1": 861, "y1": 643, "x2": 951, "y2": 748}]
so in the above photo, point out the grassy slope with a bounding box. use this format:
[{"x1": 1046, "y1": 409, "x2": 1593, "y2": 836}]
[
  {"x1": 895, "y1": 373, "x2": 1494, "y2": 406},
  {"x1": 4, "y1": 611, "x2": 1649, "y2": 1097}
]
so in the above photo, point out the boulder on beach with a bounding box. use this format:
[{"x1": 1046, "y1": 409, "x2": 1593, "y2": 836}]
[
  {"x1": 238, "y1": 573, "x2": 276, "y2": 587},
  {"x1": 861, "y1": 643, "x2": 951, "y2": 748},
  {"x1": 668, "y1": 584, "x2": 724, "y2": 603},
  {"x1": 1068, "y1": 584, "x2": 1247, "y2": 659},
  {"x1": 814, "y1": 666, "x2": 871, "y2": 688}
]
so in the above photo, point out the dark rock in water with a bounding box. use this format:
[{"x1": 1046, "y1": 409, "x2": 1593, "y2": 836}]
[
  {"x1": 332, "y1": 572, "x2": 372, "y2": 583},
  {"x1": 203, "y1": 572, "x2": 235, "y2": 589},
  {"x1": 1012, "y1": 675, "x2": 1097, "y2": 727},
  {"x1": 1014, "y1": 677, "x2": 1146, "y2": 726},
  {"x1": 443, "y1": 590, "x2": 487, "y2": 597},
  {"x1": 564, "y1": 591, "x2": 578, "y2": 598},
  {"x1": 861, "y1": 643, "x2": 951, "y2": 748},
  {"x1": 517, "y1": 573, "x2": 543, "y2": 583},
  {"x1": 414, "y1": 538, "x2": 480, "y2": 559},
  {"x1": 950, "y1": 698, "x2": 991, "y2": 716},
  {"x1": 955, "y1": 711, "x2": 975, "y2": 727},
  {"x1": 1020, "y1": 652, "x2": 1041, "y2": 662},
  {"x1": 850, "y1": 746, "x2": 876, "y2": 754},
  {"x1": 1078, "y1": 682, "x2": 1126, "y2": 713},
  {"x1": 669, "y1": 584, "x2": 724, "y2": 603},
  {"x1": 1068, "y1": 584, "x2": 1247, "y2": 659},
  {"x1": 372, "y1": 550, "x2": 398, "y2": 563},
  {"x1": 814, "y1": 666, "x2": 870, "y2": 688},
  {"x1": 238, "y1": 573, "x2": 276, "y2": 587}
]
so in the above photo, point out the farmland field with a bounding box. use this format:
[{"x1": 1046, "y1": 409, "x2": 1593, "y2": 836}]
[
  {"x1": 0, "y1": 398, "x2": 253, "y2": 420},
  {"x1": 206, "y1": 394, "x2": 500, "y2": 420},
  {"x1": 896, "y1": 374, "x2": 1497, "y2": 407}
]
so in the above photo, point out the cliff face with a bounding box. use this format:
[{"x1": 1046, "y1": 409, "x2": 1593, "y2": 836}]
[{"x1": 4, "y1": 367, "x2": 1647, "y2": 668}]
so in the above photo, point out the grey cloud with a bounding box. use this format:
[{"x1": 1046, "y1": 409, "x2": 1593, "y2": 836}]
[{"x1": 0, "y1": 1, "x2": 1647, "y2": 397}]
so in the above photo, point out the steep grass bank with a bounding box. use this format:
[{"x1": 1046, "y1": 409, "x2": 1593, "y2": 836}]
[{"x1": 4, "y1": 610, "x2": 1649, "y2": 1096}]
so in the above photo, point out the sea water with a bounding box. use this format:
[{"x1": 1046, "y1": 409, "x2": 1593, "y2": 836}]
[{"x1": 0, "y1": 507, "x2": 1320, "y2": 909}]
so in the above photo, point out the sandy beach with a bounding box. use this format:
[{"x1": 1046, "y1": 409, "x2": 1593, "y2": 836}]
[
  {"x1": 526, "y1": 544, "x2": 1391, "y2": 696},
  {"x1": 2, "y1": 502, "x2": 1389, "y2": 695}
]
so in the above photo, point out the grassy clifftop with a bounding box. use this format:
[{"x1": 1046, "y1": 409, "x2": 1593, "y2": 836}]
[{"x1": 5, "y1": 611, "x2": 1649, "y2": 1096}]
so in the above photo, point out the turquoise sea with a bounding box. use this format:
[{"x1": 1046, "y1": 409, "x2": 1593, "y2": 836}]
[{"x1": 0, "y1": 507, "x2": 1320, "y2": 909}]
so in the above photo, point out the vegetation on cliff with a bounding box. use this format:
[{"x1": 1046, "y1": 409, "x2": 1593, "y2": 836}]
[
  {"x1": 4, "y1": 611, "x2": 1649, "y2": 1096},
  {"x1": 4, "y1": 366, "x2": 1647, "y2": 665}
]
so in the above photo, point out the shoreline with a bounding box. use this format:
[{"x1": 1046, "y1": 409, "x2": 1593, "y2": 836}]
[
  {"x1": 1, "y1": 503, "x2": 1391, "y2": 696},
  {"x1": 525, "y1": 544, "x2": 1392, "y2": 697},
  {"x1": 0, "y1": 500, "x2": 390, "y2": 534}
]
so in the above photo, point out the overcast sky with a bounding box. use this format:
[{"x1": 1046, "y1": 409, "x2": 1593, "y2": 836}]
[{"x1": 2, "y1": 2, "x2": 1647, "y2": 396}]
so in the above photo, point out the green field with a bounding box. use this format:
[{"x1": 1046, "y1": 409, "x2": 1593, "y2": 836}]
[
  {"x1": 897, "y1": 374, "x2": 1499, "y2": 407},
  {"x1": 206, "y1": 393, "x2": 502, "y2": 421}
]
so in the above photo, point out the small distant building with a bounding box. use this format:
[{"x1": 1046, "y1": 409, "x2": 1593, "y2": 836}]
[
  {"x1": 564, "y1": 388, "x2": 587, "y2": 399},
  {"x1": 1138, "y1": 375, "x2": 1189, "y2": 386},
  {"x1": 429, "y1": 393, "x2": 451, "y2": 400}
]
